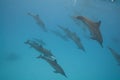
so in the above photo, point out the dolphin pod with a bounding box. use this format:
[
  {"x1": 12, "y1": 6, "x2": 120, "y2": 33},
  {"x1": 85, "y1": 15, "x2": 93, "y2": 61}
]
[
  {"x1": 24, "y1": 40, "x2": 67, "y2": 78},
  {"x1": 25, "y1": 2, "x2": 119, "y2": 78},
  {"x1": 108, "y1": 47, "x2": 120, "y2": 65},
  {"x1": 58, "y1": 25, "x2": 85, "y2": 52},
  {"x1": 37, "y1": 55, "x2": 67, "y2": 78},
  {"x1": 28, "y1": 12, "x2": 47, "y2": 32},
  {"x1": 74, "y1": 16, "x2": 103, "y2": 47}
]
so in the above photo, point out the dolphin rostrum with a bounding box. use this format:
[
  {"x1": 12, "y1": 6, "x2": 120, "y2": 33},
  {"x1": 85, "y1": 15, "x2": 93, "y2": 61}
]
[
  {"x1": 37, "y1": 55, "x2": 67, "y2": 78},
  {"x1": 74, "y1": 16, "x2": 103, "y2": 47},
  {"x1": 27, "y1": 12, "x2": 47, "y2": 32},
  {"x1": 58, "y1": 25, "x2": 85, "y2": 52},
  {"x1": 24, "y1": 40, "x2": 54, "y2": 59},
  {"x1": 108, "y1": 47, "x2": 120, "y2": 65}
]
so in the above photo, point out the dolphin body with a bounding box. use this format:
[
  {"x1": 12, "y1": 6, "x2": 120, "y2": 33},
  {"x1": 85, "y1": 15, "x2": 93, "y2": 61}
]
[
  {"x1": 28, "y1": 13, "x2": 47, "y2": 32},
  {"x1": 24, "y1": 40, "x2": 54, "y2": 59},
  {"x1": 108, "y1": 47, "x2": 120, "y2": 65},
  {"x1": 37, "y1": 55, "x2": 67, "y2": 78},
  {"x1": 75, "y1": 16, "x2": 103, "y2": 47},
  {"x1": 58, "y1": 26, "x2": 85, "y2": 52}
]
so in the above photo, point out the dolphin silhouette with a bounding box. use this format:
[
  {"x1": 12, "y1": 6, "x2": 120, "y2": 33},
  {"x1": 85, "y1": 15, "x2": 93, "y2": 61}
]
[
  {"x1": 108, "y1": 47, "x2": 120, "y2": 65},
  {"x1": 37, "y1": 55, "x2": 67, "y2": 78},
  {"x1": 28, "y1": 12, "x2": 47, "y2": 32},
  {"x1": 75, "y1": 16, "x2": 103, "y2": 47},
  {"x1": 24, "y1": 40, "x2": 54, "y2": 58},
  {"x1": 58, "y1": 25, "x2": 85, "y2": 52}
]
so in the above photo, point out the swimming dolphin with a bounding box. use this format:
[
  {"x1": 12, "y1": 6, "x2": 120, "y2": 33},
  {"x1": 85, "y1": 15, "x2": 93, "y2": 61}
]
[
  {"x1": 74, "y1": 16, "x2": 103, "y2": 47},
  {"x1": 108, "y1": 47, "x2": 120, "y2": 65},
  {"x1": 24, "y1": 40, "x2": 54, "y2": 59},
  {"x1": 58, "y1": 25, "x2": 85, "y2": 52},
  {"x1": 27, "y1": 12, "x2": 47, "y2": 32},
  {"x1": 37, "y1": 55, "x2": 67, "y2": 78}
]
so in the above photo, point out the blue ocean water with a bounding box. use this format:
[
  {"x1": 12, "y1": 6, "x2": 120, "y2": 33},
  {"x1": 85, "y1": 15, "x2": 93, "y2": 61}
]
[{"x1": 0, "y1": 0, "x2": 120, "y2": 80}]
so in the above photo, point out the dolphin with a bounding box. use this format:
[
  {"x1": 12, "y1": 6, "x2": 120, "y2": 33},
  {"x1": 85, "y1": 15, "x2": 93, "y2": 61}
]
[
  {"x1": 74, "y1": 16, "x2": 103, "y2": 47},
  {"x1": 58, "y1": 25, "x2": 85, "y2": 52},
  {"x1": 108, "y1": 47, "x2": 120, "y2": 65},
  {"x1": 27, "y1": 12, "x2": 47, "y2": 32},
  {"x1": 37, "y1": 55, "x2": 67, "y2": 78},
  {"x1": 24, "y1": 40, "x2": 54, "y2": 58}
]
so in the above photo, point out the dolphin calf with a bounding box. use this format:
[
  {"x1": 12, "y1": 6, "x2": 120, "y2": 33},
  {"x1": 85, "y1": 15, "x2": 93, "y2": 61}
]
[
  {"x1": 74, "y1": 16, "x2": 103, "y2": 47},
  {"x1": 58, "y1": 25, "x2": 85, "y2": 52},
  {"x1": 37, "y1": 55, "x2": 67, "y2": 78},
  {"x1": 24, "y1": 40, "x2": 55, "y2": 59},
  {"x1": 27, "y1": 12, "x2": 47, "y2": 32},
  {"x1": 108, "y1": 47, "x2": 120, "y2": 65}
]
